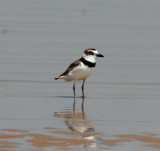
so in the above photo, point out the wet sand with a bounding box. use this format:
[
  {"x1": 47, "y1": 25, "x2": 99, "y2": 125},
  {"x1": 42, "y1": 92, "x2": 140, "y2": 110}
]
[{"x1": 0, "y1": 0, "x2": 160, "y2": 150}]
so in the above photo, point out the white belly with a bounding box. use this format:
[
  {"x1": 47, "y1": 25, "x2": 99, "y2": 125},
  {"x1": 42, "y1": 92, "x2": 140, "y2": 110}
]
[{"x1": 65, "y1": 63, "x2": 94, "y2": 81}]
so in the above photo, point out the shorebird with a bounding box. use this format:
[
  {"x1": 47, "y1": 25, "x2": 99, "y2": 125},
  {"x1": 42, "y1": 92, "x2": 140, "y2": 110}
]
[{"x1": 55, "y1": 48, "x2": 104, "y2": 98}]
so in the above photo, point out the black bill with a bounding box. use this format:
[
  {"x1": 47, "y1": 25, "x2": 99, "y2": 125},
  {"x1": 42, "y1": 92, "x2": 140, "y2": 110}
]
[{"x1": 97, "y1": 54, "x2": 104, "y2": 57}]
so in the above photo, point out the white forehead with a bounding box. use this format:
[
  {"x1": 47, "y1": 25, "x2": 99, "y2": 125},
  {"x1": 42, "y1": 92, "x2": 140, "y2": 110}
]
[{"x1": 92, "y1": 50, "x2": 98, "y2": 54}]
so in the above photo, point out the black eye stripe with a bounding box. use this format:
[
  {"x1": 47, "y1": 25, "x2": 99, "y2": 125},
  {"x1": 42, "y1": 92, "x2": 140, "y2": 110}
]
[{"x1": 88, "y1": 51, "x2": 94, "y2": 55}]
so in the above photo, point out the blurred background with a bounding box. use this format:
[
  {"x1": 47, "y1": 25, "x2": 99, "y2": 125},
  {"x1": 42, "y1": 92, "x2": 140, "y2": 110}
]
[{"x1": 1, "y1": 0, "x2": 160, "y2": 83}]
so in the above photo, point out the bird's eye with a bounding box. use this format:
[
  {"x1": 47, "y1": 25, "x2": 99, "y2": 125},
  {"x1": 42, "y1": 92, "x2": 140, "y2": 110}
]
[{"x1": 88, "y1": 51, "x2": 94, "y2": 55}]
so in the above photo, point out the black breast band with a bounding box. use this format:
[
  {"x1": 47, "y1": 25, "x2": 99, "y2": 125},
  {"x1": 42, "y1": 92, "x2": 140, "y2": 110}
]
[{"x1": 81, "y1": 57, "x2": 96, "y2": 68}]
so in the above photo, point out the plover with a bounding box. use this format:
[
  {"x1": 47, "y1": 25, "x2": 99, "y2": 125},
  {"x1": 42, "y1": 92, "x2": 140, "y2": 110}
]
[{"x1": 55, "y1": 48, "x2": 104, "y2": 98}]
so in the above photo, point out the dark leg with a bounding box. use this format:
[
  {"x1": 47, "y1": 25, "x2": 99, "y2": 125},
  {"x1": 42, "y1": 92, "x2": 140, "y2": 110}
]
[
  {"x1": 73, "y1": 80, "x2": 76, "y2": 98},
  {"x1": 81, "y1": 80, "x2": 85, "y2": 98},
  {"x1": 73, "y1": 81, "x2": 76, "y2": 106}
]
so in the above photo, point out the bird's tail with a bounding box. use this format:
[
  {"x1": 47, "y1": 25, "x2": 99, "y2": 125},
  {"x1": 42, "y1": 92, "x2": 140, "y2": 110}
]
[{"x1": 54, "y1": 76, "x2": 63, "y2": 80}]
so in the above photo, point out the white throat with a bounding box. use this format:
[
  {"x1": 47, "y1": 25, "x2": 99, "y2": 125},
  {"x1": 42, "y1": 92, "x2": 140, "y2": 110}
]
[{"x1": 82, "y1": 54, "x2": 97, "y2": 63}]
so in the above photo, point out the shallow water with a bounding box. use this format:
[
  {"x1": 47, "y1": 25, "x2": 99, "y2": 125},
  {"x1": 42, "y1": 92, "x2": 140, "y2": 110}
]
[{"x1": 0, "y1": 0, "x2": 160, "y2": 151}]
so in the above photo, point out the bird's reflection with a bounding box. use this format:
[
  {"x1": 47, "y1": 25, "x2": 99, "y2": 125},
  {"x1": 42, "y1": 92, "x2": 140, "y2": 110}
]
[{"x1": 54, "y1": 98, "x2": 97, "y2": 148}]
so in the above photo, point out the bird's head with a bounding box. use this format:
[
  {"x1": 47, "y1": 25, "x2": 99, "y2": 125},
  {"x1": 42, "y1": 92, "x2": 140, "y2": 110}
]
[{"x1": 83, "y1": 48, "x2": 104, "y2": 63}]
